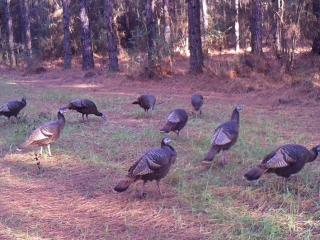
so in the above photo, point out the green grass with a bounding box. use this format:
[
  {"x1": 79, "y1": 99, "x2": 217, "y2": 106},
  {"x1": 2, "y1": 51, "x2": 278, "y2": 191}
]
[{"x1": 0, "y1": 78, "x2": 319, "y2": 239}]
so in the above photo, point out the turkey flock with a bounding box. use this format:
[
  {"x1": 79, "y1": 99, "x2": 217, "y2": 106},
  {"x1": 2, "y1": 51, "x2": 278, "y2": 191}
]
[{"x1": 1, "y1": 94, "x2": 319, "y2": 198}]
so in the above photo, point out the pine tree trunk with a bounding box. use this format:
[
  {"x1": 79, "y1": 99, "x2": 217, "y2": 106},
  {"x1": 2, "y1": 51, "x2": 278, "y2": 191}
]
[
  {"x1": 163, "y1": 0, "x2": 173, "y2": 69},
  {"x1": 80, "y1": 0, "x2": 94, "y2": 70},
  {"x1": 146, "y1": 0, "x2": 157, "y2": 78},
  {"x1": 312, "y1": 0, "x2": 320, "y2": 54},
  {"x1": 188, "y1": 0, "x2": 203, "y2": 73},
  {"x1": 21, "y1": 0, "x2": 32, "y2": 60},
  {"x1": 168, "y1": 0, "x2": 176, "y2": 39},
  {"x1": 275, "y1": 0, "x2": 284, "y2": 54},
  {"x1": 62, "y1": 0, "x2": 72, "y2": 69},
  {"x1": 163, "y1": 0, "x2": 171, "y2": 45},
  {"x1": 4, "y1": 0, "x2": 16, "y2": 67},
  {"x1": 201, "y1": 0, "x2": 209, "y2": 33},
  {"x1": 104, "y1": 0, "x2": 119, "y2": 72},
  {"x1": 234, "y1": 0, "x2": 240, "y2": 52},
  {"x1": 250, "y1": 0, "x2": 263, "y2": 55}
]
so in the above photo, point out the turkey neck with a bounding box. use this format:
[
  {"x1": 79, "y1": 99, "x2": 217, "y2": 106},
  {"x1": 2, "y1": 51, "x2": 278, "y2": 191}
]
[
  {"x1": 230, "y1": 109, "x2": 240, "y2": 123},
  {"x1": 57, "y1": 112, "x2": 66, "y2": 127},
  {"x1": 161, "y1": 142, "x2": 175, "y2": 152}
]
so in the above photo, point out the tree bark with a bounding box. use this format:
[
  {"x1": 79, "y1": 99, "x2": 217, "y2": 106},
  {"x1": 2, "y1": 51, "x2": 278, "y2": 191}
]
[
  {"x1": 4, "y1": 0, "x2": 16, "y2": 67},
  {"x1": 104, "y1": 0, "x2": 119, "y2": 72},
  {"x1": 234, "y1": 0, "x2": 240, "y2": 52},
  {"x1": 163, "y1": 0, "x2": 173, "y2": 68},
  {"x1": 62, "y1": 0, "x2": 72, "y2": 69},
  {"x1": 312, "y1": 0, "x2": 320, "y2": 54},
  {"x1": 20, "y1": 0, "x2": 32, "y2": 60},
  {"x1": 250, "y1": 0, "x2": 263, "y2": 55},
  {"x1": 163, "y1": 0, "x2": 171, "y2": 45},
  {"x1": 188, "y1": 0, "x2": 203, "y2": 73},
  {"x1": 275, "y1": 0, "x2": 284, "y2": 54},
  {"x1": 168, "y1": 0, "x2": 176, "y2": 39},
  {"x1": 201, "y1": 0, "x2": 209, "y2": 33},
  {"x1": 145, "y1": 0, "x2": 157, "y2": 78},
  {"x1": 80, "y1": 0, "x2": 94, "y2": 70}
]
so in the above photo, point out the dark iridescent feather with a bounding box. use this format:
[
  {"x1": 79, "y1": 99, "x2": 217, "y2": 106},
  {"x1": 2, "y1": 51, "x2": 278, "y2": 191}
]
[
  {"x1": 114, "y1": 138, "x2": 176, "y2": 195},
  {"x1": 0, "y1": 97, "x2": 26, "y2": 119},
  {"x1": 244, "y1": 144, "x2": 320, "y2": 180},
  {"x1": 132, "y1": 95, "x2": 156, "y2": 112},
  {"x1": 160, "y1": 109, "x2": 188, "y2": 135}
]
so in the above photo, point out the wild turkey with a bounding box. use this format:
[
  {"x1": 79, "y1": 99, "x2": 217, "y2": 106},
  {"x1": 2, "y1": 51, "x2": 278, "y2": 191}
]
[
  {"x1": 191, "y1": 94, "x2": 204, "y2": 116},
  {"x1": 18, "y1": 109, "x2": 66, "y2": 157},
  {"x1": 160, "y1": 109, "x2": 188, "y2": 135},
  {"x1": 62, "y1": 99, "x2": 107, "y2": 121},
  {"x1": 132, "y1": 95, "x2": 156, "y2": 112},
  {"x1": 202, "y1": 105, "x2": 243, "y2": 165},
  {"x1": 114, "y1": 137, "x2": 177, "y2": 197},
  {"x1": 0, "y1": 97, "x2": 26, "y2": 120},
  {"x1": 244, "y1": 144, "x2": 320, "y2": 181}
]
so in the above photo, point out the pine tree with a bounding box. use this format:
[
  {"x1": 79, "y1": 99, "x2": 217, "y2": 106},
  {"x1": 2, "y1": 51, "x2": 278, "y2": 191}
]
[
  {"x1": 250, "y1": 0, "x2": 263, "y2": 55},
  {"x1": 62, "y1": 0, "x2": 72, "y2": 69},
  {"x1": 4, "y1": 0, "x2": 16, "y2": 67},
  {"x1": 104, "y1": 0, "x2": 119, "y2": 71},
  {"x1": 188, "y1": 0, "x2": 203, "y2": 73},
  {"x1": 145, "y1": 0, "x2": 157, "y2": 78},
  {"x1": 20, "y1": 0, "x2": 32, "y2": 60},
  {"x1": 80, "y1": 0, "x2": 94, "y2": 70},
  {"x1": 312, "y1": 0, "x2": 320, "y2": 54}
]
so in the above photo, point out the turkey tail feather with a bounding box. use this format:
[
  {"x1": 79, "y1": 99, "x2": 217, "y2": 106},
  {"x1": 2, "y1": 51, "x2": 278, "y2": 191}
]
[
  {"x1": 203, "y1": 145, "x2": 219, "y2": 162},
  {"x1": 160, "y1": 123, "x2": 171, "y2": 133},
  {"x1": 114, "y1": 177, "x2": 135, "y2": 192},
  {"x1": 244, "y1": 165, "x2": 267, "y2": 181},
  {"x1": 16, "y1": 141, "x2": 30, "y2": 152}
]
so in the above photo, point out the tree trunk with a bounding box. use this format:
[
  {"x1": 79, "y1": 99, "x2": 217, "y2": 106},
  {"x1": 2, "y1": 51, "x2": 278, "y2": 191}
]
[
  {"x1": 163, "y1": 0, "x2": 173, "y2": 69},
  {"x1": 62, "y1": 0, "x2": 72, "y2": 69},
  {"x1": 21, "y1": 0, "x2": 32, "y2": 60},
  {"x1": 201, "y1": 0, "x2": 209, "y2": 33},
  {"x1": 145, "y1": 0, "x2": 157, "y2": 78},
  {"x1": 188, "y1": 0, "x2": 203, "y2": 73},
  {"x1": 4, "y1": 0, "x2": 16, "y2": 67},
  {"x1": 104, "y1": 0, "x2": 119, "y2": 72},
  {"x1": 168, "y1": 0, "x2": 176, "y2": 36},
  {"x1": 80, "y1": 0, "x2": 94, "y2": 70},
  {"x1": 312, "y1": 0, "x2": 320, "y2": 54},
  {"x1": 234, "y1": 0, "x2": 240, "y2": 52},
  {"x1": 250, "y1": 0, "x2": 263, "y2": 55},
  {"x1": 275, "y1": 0, "x2": 284, "y2": 54},
  {"x1": 163, "y1": 0, "x2": 171, "y2": 45}
]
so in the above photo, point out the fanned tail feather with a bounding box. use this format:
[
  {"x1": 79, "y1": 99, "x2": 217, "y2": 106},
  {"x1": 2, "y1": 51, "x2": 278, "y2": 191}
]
[
  {"x1": 244, "y1": 165, "x2": 267, "y2": 181},
  {"x1": 114, "y1": 177, "x2": 135, "y2": 192}
]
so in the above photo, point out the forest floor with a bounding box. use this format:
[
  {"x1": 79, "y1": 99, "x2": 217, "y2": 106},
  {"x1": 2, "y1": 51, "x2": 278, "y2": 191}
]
[{"x1": 0, "y1": 54, "x2": 319, "y2": 239}]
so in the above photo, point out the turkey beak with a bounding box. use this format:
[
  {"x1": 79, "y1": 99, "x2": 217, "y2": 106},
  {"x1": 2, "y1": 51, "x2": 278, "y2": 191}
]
[
  {"x1": 237, "y1": 104, "x2": 245, "y2": 112},
  {"x1": 101, "y1": 114, "x2": 107, "y2": 122}
]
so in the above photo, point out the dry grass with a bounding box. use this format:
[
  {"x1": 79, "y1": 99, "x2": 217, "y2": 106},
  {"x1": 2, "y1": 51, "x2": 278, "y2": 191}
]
[{"x1": 0, "y1": 56, "x2": 320, "y2": 239}]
